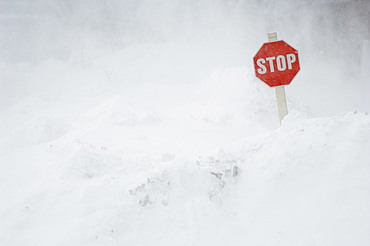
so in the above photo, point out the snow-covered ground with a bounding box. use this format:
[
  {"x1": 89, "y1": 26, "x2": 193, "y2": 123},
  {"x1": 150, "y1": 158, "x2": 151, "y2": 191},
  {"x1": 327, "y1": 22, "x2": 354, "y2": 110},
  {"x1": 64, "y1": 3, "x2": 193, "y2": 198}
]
[{"x1": 1, "y1": 43, "x2": 369, "y2": 246}]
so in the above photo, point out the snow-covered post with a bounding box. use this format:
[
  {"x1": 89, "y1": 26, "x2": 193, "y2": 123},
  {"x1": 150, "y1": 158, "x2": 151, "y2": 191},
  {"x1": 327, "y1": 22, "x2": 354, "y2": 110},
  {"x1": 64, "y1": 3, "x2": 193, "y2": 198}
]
[{"x1": 268, "y1": 32, "x2": 288, "y2": 125}]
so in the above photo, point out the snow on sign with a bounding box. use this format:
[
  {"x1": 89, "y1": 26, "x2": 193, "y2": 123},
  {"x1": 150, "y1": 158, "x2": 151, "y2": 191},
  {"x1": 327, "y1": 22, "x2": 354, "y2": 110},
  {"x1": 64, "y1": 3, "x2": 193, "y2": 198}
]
[{"x1": 253, "y1": 40, "x2": 300, "y2": 87}]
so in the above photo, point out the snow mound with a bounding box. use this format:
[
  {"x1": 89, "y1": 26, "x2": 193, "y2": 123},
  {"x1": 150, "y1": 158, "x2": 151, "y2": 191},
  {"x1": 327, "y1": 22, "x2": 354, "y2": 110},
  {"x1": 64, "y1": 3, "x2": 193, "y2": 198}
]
[
  {"x1": 0, "y1": 93, "x2": 61, "y2": 137},
  {"x1": 0, "y1": 114, "x2": 69, "y2": 149},
  {"x1": 61, "y1": 143, "x2": 124, "y2": 180},
  {"x1": 1, "y1": 111, "x2": 369, "y2": 246},
  {"x1": 81, "y1": 96, "x2": 161, "y2": 127},
  {"x1": 212, "y1": 111, "x2": 370, "y2": 246},
  {"x1": 195, "y1": 66, "x2": 313, "y2": 129},
  {"x1": 226, "y1": 111, "x2": 370, "y2": 173},
  {"x1": 187, "y1": 66, "x2": 307, "y2": 129}
]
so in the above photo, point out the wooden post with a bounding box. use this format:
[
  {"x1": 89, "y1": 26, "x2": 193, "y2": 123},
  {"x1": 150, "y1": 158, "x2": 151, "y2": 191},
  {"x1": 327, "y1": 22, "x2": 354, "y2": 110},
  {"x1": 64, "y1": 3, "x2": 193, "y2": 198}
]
[
  {"x1": 267, "y1": 32, "x2": 277, "y2": 42},
  {"x1": 275, "y1": 86, "x2": 288, "y2": 123},
  {"x1": 268, "y1": 32, "x2": 288, "y2": 125}
]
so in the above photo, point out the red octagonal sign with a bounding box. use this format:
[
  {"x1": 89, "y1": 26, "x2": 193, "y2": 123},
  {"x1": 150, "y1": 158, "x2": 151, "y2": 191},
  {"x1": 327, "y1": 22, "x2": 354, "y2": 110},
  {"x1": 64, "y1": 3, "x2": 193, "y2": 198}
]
[{"x1": 253, "y1": 40, "x2": 300, "y2": 87}]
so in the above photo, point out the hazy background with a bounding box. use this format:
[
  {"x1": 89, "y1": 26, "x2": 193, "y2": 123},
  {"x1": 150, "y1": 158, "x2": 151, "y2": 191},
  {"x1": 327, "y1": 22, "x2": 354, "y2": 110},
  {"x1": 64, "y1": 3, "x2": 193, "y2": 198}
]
[{"x1": 1, "y1": 0, "x2": 370, "y2": 115}]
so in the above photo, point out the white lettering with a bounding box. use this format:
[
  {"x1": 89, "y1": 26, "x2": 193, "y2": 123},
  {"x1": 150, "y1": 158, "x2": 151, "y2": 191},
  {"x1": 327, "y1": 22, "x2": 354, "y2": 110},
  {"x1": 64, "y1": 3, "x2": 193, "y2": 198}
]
[
  {"x1": 276, "y1": 55, "x2": 286, "y2": 71},
  {"x1": 257, "y1": 54, "x2": 297, "y2": 74},
  {"x1": 266, "y1": 57, "x2": 276, "y2": 72},
  {"x1": 286, "y1": 54, "x2": 296, "y2": 69},
  {"x1": 257, "y1": 58, "x2": 267, "y2": 74}
]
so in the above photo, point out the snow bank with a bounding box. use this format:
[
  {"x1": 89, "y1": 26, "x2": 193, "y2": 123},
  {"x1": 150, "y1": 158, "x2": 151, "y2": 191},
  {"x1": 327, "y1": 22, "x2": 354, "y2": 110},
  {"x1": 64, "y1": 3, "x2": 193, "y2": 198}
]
[
  {"x1": 192, "y1": 66, "x2": 277, "y2": 128},
  {"x1": 1, "y1": 111, "x2": 369, "y2": 246},
  {"x1": 219, "y1": 111, "x2": 370, "y2": 246}
]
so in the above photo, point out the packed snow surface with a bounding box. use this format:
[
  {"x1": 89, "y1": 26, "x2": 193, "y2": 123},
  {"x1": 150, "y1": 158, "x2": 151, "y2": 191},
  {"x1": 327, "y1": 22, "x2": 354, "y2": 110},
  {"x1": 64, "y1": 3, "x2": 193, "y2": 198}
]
[{"x1": 1, "y1": 44, "x2": 370, "y2": 246}]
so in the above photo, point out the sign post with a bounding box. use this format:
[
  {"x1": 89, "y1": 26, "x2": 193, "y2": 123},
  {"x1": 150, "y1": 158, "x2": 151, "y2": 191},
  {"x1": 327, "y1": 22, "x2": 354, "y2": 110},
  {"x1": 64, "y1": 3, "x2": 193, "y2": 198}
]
[
  {"x1": 253, "y1": 32, "x2": 300, "y2": 125},
  {"x1": 275, "y1": 85, "x2": 288, "y2": 123}
]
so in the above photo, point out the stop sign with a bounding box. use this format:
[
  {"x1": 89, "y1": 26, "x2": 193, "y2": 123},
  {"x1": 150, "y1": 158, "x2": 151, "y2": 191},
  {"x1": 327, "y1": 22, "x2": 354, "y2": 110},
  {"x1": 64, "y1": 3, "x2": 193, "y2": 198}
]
[{"x1": 253, "y1": 40, "x2": 300, "y2": 87}]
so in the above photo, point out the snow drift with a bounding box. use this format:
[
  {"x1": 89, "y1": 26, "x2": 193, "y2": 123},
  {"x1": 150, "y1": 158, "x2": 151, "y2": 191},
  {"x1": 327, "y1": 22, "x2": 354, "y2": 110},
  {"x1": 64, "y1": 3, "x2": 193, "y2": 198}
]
[{"x1": 1, "y1": 43, "x2": 369, "y2": 246}]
